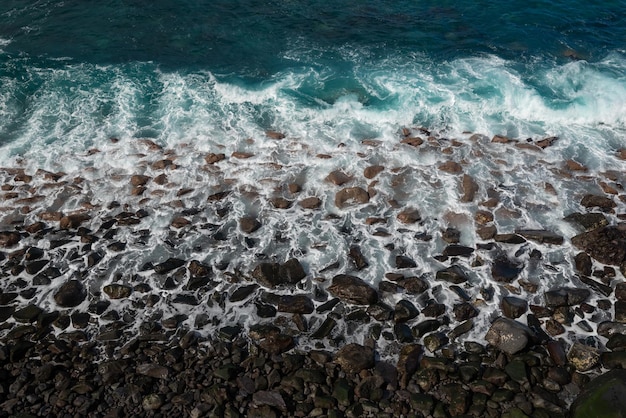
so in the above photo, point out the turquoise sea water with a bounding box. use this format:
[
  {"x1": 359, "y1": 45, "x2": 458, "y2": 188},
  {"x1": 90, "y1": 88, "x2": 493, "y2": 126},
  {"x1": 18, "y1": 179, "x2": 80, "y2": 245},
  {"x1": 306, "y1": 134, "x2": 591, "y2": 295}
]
[{"x1": 0, "y1": 1, "x2": 624, "y2": 156}]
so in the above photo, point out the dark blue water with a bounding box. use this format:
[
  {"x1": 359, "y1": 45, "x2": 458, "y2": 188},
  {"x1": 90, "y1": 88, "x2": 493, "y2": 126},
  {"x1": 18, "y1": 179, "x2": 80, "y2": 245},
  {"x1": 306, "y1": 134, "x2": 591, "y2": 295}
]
[{"x1": 0, "y1": 0, "x2": 624, "y2": 157}]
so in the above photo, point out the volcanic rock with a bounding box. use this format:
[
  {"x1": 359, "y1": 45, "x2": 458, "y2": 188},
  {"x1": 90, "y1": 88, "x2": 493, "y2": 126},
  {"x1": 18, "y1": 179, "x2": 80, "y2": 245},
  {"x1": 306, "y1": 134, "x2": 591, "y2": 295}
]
[
  {"x1": 572, "y1": 226, "x2": 626, "y2": 266},
  {"x1": 581, "y1": 194, "x2": 616, "y2": 211},
  {"x1": 335, "y1": 187, "x2": 369, "y2": 208},
  {"x1": 252, "y1": 258, "x2": 306, "y2": 288},
  {"x1": 485, "y1": 317, "x2": 536, "y2": 355},
  {"x1": 54, "y1": 280, "x2": 87, "y2": 307},
  {"x1": 436, "y1": 265, "x2": 470, "y2": 284},
  {"x1": 335, "y1": 343, "x2": 374, "y2": 373},
  {"x1": 0, "y1": 231, "x2": 21, "y2": 247},
  {"x1": 239, "y1": 216, "x2": 261, "y2": 233},
  {"x1": 328, "y1": 274, "x2": 378, "y2": 305}
]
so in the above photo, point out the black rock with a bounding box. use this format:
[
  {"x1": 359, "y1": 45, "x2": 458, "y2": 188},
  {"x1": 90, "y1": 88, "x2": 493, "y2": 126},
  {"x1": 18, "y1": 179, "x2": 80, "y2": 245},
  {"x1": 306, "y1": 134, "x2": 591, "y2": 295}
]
[
  {"x1": 544, "y1": 287, "x2": 590, "y2": 307},
  {"x1": 491, "y1": 257, "x2": 523, "y2": 282},
  {"x1": 397, "y1": 276, "x2": 429, "y2": 294},
  {"x1": 335, "y1": 344, "x2": 374, "y2": 373},
  {"x1": 54, "y1": 280, "x2": 87, "y2": 307},
  {"x1": 442, "y1": 245, "x2": 474, "y2": 257},
  {"x1": 328, "y1": 274, "x2": 378, "y2": 305},
  {"x1": 501, "y1": 296, "x2": 528, "y2": 319},
  {"x1": 574, "y1": 252, "x2": 593, "y2": 276},
  {"x1": 394, "y1": 299, "x2": 419, "y2": 323},
  {"x1": 436, "y1": 265, "x2": 470, "y2": 284},
  {"x1": 229, "y1": 284, "x2": 259, "y2": 302},
  {"x1": 580, "y1": 194, "x2": 616, "y2": 211},
  {"x1": 453, "y1": 303, "x2": 479, "y2": 321},
  {"x1": 572, "y1": 226, "x2": 626, "y2": 266},
  {"x1": 277, "y1": 295, "x2": 314, "y2": 314},
  {"x1": 395, "y1": 255, "x2": 417, "y2": 269},
  {"x1": 349, "y1": 246, "x2": 369, "y2": 270},
  {"x1": 153, "y1": 258, "x2": 186, "y2": 274},
  {"x1": 564, "y1": 212, "x2": 608, "y2": 231},
  {"x1": 25, "y1": 259, "x2": 49, "y2": 275},
  {"x1": 252, "y1": 258, "x2": 306, "y2": 288},
  {"x1": 515, "y1": 229, "x2": 564, "y2": 245}
]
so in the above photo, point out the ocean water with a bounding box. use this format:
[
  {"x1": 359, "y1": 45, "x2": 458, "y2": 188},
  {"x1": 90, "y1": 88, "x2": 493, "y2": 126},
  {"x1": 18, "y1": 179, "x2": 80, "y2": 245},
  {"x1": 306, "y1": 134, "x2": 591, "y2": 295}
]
[{"x1": 1, "y1": 1, "x2": 626, "y2": 353}]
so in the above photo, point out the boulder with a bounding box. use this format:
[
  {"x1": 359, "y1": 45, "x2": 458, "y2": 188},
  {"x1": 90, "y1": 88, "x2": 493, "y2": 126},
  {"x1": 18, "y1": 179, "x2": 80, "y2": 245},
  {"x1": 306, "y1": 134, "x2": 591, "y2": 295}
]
[
  {"x1": 544, "y1": 287, "x2": 590, "y2": 307},
  {"x1": 580, "y1": 194, "x2": 616, "y2": 211},
  {"x1": 328, "y1": 274, "x2": 378, "y2": 305},
  {"x1": 567, "y1": 342, "x2": 600, "y2": 372},
  {"x1": 460, "y1": 174, "x2": 479, "y2": 202},
  {"x1": 153, "y1": 258, "x2": 185, "y2": 274},
  {"x1": 572, "y1": 226, "x2": 626, "y2": 266},
  {"x1": 491, "y1": 257, "x2": 523, "y2": 282},
  {"x1": 570, "y1": 370, "x2": 626, "y2": 418},
  {"x1": 364, "y1": 165, "x2": 384, "y2": 179},
  {"x1": 501, "y1": 296, "x2": 528, "y2": 319},
  {"x1": 335, "y1": 187, "x2": 369, "y2": 209},
  {"x1": 436, "y1": 265, "x2": 470, "y2": 284},
  {"x1": 252, "y1": 258, "x2": 306, "y2": 288},
  {"x1": 326, "y1": 170, "x2": 352, "y2": 186},
  {"x1": 239, "y1": 216, "x2": 261, "y2": 233},
  {"x1": 564, "y1": 212, "x2": 608, "y2": 231},
  {"x1": 397, "y1": 207, "x2": 421, "y2": 224},
  {"x1": 485, "y1": 317, "x2": 536, "y2": 355},
  {"x1": 0, "y1": 231, "x2": 21, "y2": 247},
  {"x1": 335, "y1": 343, "x2": 375, "y2": 373},
  {"x1": 103, "y1": 284, "x2": 132, "y2": 299},
  {"x1": 54, "y1": 280, "x2": 87, "y2": 307},
  {"x1": 299, "y1": 197, "x2": 322, "y2": 209},
  {"x1": 277, "y1": 295, "x2": 314, "y2": 314}
]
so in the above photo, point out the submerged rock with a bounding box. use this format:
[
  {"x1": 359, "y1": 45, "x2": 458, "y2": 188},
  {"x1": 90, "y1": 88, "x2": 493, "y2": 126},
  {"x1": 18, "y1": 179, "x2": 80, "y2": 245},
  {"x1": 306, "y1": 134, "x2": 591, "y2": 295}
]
[{"x1": 335, "y1": 187, "x2": 369, "y2": 208}]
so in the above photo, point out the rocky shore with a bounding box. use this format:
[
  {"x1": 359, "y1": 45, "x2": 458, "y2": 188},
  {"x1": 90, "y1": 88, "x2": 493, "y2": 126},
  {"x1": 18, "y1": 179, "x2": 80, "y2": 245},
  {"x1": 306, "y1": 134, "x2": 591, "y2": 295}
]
[{"x1": 1, "y1": 128, "x2": 626, "y2": 416}]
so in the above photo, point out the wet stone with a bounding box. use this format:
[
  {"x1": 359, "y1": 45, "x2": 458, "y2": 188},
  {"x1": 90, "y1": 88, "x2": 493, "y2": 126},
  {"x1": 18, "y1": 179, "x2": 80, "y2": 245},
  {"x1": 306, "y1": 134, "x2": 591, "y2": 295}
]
[
  {"x1": 328, "y1": 274, "x2": 378, "y2": 305},
  {"x1": 572, "y1": 226, "x2": 626, "y2": 266},
  {"x1": 442, "y1": 227, "x2": 461, "y2": 243},
  {"x1": 239, "y1": 216, "x2": 261, "y2": 233},
  {"x1": 397, "y1": 207, "x2": 421, "y2": 224},
  {"x1": 229, "y1": 284, "x2": 259, "y2": 302},
  {"x1": 277, "y1": 295, "x2": 314, "y2": 314},
  {"x1": 442, "y1": 245, "x2": 474, "y2": 257},
  {"x1": 544, "y1": 287, "x2": 590, "y2": 307},
  {"x1": 397, "y1": 276, "x2": 429, "y2": 294},
  {"x1": 25, "y1": 259, "x2": 49, "y2": 275},
  {"x1": 395, "y1": 255, "x2": 417, "y2": 268},
  {"x1": 436, "y1": 265, "x2": 469, "y2": 284},
  {"x1": 501, "y1": 296, "x2": 528, "y2": 319},
  {"x1": 565, "y1": 212, "x2": 609, "y2": 231},
  {"x1": 103, "y1": 284, "x2": 132, "y2": 299},
  {"x1": 574, "y1": 252, "x2": 593, "y2": 276},
  {"x1": 348, "y1": 245, "x2": 369, "y2": 270},
  {"x1": 580, "y1": 194, "x2": 616, "y2": 211},
  {"x1": 453, "y1": 303, "x2": 478, "y2": 321},
  {"x1": 568, "y1": 342, "x2": 601, "y2": 372},
  {"x1": 252, "y1": 258, "x2": 306, "y2": 288},
  {"x1": 335, "y1": 187, "x2": 369, "y2": 208},
  {"x1": 485, "y1": 317, "x2": 536, "y2": 355},
  {"x1": 13, "y1": 304, "x2": 43, "y2": 323},
  {"x1": 54, "y1": 280, "x2": 87, "y2": 307},
  {"x1": 491, "y1": 257, "x2": 523, "y2": 282},
  {"x1": 335, "y1": 343, "x2": 374, "y2": 373},
  {"x1": 394, "y1": 299, "x2": 419, "y2": 323},
  {"x1": 153, "y1": 258, "x2": 185, "y2": 274},
  {"x1": 0, "y1": 231, "x2": 21, "y2": 247}
]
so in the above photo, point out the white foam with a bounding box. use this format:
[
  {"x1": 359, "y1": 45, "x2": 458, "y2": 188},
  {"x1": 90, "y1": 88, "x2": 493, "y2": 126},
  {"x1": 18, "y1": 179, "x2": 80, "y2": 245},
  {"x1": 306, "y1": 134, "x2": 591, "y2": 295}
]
[{"x1": 0, "y1": 52, "x2": 625, "y2": 356}]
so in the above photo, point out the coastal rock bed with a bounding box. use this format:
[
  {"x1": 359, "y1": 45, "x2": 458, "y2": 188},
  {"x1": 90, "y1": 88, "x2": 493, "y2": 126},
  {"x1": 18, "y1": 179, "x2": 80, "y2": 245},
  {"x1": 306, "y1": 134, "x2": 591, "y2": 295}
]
[{"x1": 1, "y1": 126, "x2": 626, "y2": 416}]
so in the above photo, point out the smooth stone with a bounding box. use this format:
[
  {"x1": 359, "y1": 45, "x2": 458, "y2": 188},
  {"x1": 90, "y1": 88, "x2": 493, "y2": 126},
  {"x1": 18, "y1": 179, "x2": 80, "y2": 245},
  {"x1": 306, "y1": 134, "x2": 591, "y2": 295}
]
[
  {"x1": 328, "y1": 274, "x2": 378, "y2": 305},
  {"x1": 54, "y1": 280, "x2": 87, "y2": 307},
  {"x1": 485, "y1": 317, "x2": 536, "y2": 355},
  {"x1": 570, "y1": 370, "x2": 626, "y2": 418},
  {"x1": 436, "y1": 265, "x2": 469, "y2": 284}
]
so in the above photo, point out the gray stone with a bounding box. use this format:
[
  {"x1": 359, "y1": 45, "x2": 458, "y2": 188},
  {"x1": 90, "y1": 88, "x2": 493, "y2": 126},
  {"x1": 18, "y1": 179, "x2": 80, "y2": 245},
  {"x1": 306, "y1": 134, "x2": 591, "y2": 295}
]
[{"x1": 485, "y1": 317, "x2": 536, "y2": 355}]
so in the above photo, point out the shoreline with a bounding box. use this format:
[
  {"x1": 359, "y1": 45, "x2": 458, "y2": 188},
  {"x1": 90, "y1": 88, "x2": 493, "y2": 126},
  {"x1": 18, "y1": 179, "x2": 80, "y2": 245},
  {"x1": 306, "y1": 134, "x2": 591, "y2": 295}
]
[{"x1": 1, "y1": 128, "x2": 626, "y2": 416}]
